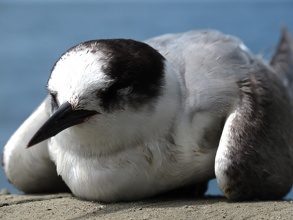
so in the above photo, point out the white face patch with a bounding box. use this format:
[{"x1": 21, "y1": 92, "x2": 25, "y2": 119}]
[{"x1": 48, "y1": 50, "x2": 112, "y2": 111}]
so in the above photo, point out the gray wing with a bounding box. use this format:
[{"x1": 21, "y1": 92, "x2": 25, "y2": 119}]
[
  {"x1": 214, "y1": 30, "x2": 293, "y2": 200},
  {"x1": 215, "y1": 61, "x2": 293, "y2": 200},
  {"x1": 147, "y1": 29, "x2": 293, "y2": 200},
  {"x1": 270, "y1": 28, "x2": 293, "y2": 99},
  {"x1": 2, "y1": 96, "x2": 69, "y2": 193},
  {"x1": 146, "y1": 30, "x2": 254, "y2": 116}
]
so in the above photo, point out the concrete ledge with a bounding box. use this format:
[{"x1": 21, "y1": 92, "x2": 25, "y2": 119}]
[{"x1": 1, "y1": 193, "x2": 292, "y2": 219}]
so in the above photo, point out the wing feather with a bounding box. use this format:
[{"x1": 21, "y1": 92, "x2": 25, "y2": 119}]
[{"x1": 215, "y1": 63, "x2": 293, "y2": 200}]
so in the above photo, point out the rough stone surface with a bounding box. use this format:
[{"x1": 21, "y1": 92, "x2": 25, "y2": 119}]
[{"x1": 0, "y1": 193, "x2": 292, "y2": 220}]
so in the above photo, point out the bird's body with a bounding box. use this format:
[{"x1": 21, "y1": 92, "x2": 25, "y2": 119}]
[{"x1": 3, "y1": 29, "x2": 293, "y2": 202}]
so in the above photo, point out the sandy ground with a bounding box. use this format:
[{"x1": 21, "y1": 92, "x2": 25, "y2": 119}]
[{"x1": 0, "y1": 191, "x2": 292, "y2": 220}]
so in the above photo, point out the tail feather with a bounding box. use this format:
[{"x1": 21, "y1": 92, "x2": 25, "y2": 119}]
[{"x1": 270, "y1": 28, "x2": 293, "y2": 98}]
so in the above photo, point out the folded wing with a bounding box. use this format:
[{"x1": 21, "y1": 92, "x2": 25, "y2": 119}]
[{"x1": 2, "y1": 96, "x2": 69, "y2": 193}]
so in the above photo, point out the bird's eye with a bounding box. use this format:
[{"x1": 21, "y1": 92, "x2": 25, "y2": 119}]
[
  {"x1": 50, "y1": 92, "x2": 59, "y2": 110},
  {"x1": 117, "y1": 86, "x2": 133, "y2": 96}
]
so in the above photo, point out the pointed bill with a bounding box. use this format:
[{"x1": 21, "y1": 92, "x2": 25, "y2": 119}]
[{"x1": 27, "y1": 102, "x2": 98, "y2": 147}]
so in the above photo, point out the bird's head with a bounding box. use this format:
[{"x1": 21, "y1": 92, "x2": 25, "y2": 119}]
[{"x1": 28, "y1": 39, "x2": 181, "y2": 149}]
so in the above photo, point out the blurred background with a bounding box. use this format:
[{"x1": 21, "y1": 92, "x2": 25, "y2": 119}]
[{"x1": 0, "y1": 0, "x2": 293, "y2": 198}]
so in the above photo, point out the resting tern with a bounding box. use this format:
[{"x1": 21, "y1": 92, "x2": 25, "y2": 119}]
[{"x1": 3, "y1": 29, "x2": 293, "y2": 202}]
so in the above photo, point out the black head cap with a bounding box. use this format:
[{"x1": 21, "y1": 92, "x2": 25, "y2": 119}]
[{"x1": 72, "y1": 39, "x2": 166, "y2": 112}]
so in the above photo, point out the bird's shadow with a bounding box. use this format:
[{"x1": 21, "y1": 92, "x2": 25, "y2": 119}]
[{"x1": 68, "y1": 189, "x2": 226, "y2": 220}]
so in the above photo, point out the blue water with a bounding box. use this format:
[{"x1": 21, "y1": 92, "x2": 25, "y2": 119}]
[{"x1": 1, "y1": 0, "x2": 293, "y2": 199}]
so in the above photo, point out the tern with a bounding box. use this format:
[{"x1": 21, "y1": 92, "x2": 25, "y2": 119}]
[{"x1": 3, "y1": 29, "x2": 293, "y2": 202}]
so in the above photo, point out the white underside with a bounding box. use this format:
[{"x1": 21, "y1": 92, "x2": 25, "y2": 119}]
[{"x1": 49, "y1": 111, "x2": 218, "y2": 202}]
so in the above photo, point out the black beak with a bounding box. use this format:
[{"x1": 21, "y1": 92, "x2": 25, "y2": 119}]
[{"x1": 27, "y1": 102, "x2": 98, "y2": 148}]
